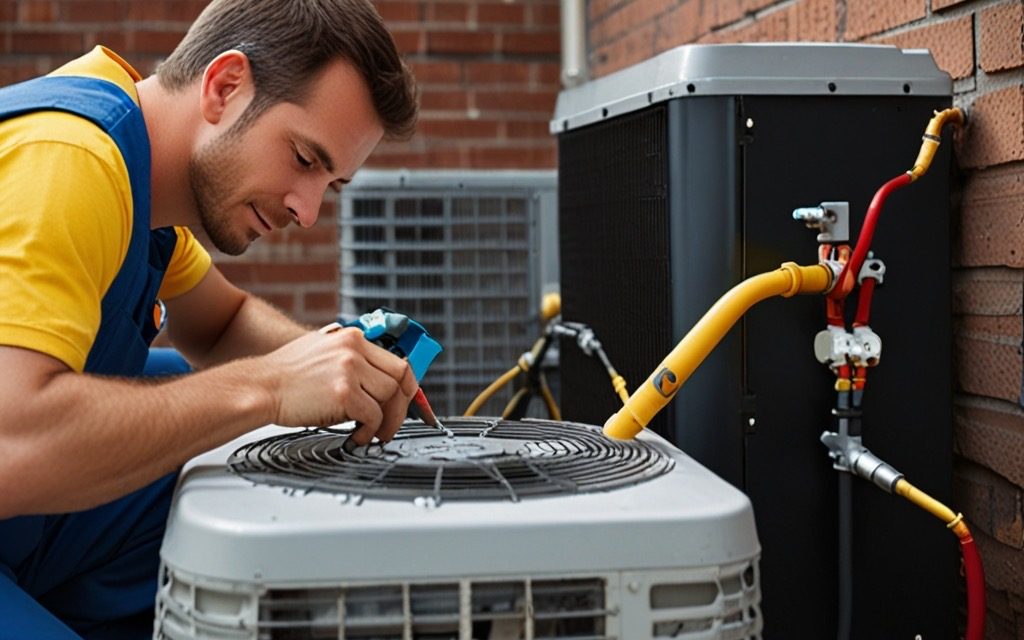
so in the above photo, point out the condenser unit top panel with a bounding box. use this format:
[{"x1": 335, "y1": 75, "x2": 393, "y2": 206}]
[
  {"x1": 551, "y1": 43, "x2": 951, "y2": 133},
  {"x1": 161, "y1": 420, "x2": 759, "y2": 584}
]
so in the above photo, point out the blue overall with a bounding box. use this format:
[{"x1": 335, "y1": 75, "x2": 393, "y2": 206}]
[{"x1": 0, "y1": 75, "x2": 182, "y2": 639}]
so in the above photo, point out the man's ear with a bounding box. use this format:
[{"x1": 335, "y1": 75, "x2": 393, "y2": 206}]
[{"x1": 198, "y1": 50, "x2": 254, "y2": 126}]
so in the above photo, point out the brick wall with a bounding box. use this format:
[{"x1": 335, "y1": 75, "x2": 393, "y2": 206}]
[
  {"x1": 591, "y1": 0, "x2": 1024, "y2": 635},
  {"x1": 0, "y1": 0, "x2": 560, "y2": 326}
]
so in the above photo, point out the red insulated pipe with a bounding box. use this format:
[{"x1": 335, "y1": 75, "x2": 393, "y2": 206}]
[
  {"x1": 832, "y1": 173, "x2": 913, "y2": 299},
  {"x1": 853, "y1": 277, "x2": 877, "y2": 327},
  {"x1": 960, "y1": 534, "x2": 986, "y2": 640}
]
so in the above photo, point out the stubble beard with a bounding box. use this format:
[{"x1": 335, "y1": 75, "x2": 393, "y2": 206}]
[{"x1": 188, "y1": 132, "x2": 256, "y2": 257}]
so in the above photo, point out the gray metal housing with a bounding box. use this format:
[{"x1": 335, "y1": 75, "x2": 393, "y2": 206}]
[{"x1": 551, "y1": 43, "x2": 952, "y2": 133}]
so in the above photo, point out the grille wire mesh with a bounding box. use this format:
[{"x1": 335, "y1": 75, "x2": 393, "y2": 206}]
[{"x1": 228, "y1": 418, "x2": 673, "y2": 504}]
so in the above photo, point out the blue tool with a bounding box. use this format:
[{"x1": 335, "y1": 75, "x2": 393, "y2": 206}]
[{"x1": 343, "y1": 308, "x2": 442, "y2": 383}]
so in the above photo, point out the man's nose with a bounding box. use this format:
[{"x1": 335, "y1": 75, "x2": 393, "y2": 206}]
[{"x1": 283, "y1": 184, "x2": 322, "y2": 228}]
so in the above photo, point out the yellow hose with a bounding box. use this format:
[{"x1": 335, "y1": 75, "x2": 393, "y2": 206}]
[
  {"x1": 611, "y1": 374, "x2": 629, "y2": 404},
  {"x1": 539, "y1": 378, "x2": 561, "y2": 420},
  {"x1": 465, "y1": 365, "x2": 521, "y2": 416},
  {"x1": 894, "y1": 478, "x2": 970, "y2": 539},
  {"x1": 603, "y1": 262, "x2": 832, "y2": 440},
  {"x1": 909, "y1": 107, "x2": 965, "y2": 181}
]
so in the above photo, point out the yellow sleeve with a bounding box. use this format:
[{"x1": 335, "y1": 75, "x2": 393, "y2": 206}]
[
  {"x1": 158, "y1": 227, "x2": 212, "y2": 300},
  {"x1": 0, "y1": 112, "x2": 132, "y2": 372}
]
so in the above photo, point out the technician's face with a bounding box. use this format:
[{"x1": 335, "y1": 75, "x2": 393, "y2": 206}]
[{"x1": 189, "y1": 59, "x2": 384, "y2": 256}]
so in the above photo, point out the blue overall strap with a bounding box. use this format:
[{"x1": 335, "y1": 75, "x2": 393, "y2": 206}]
[{"x1": 0, "y1": 75, "x2": 178, "y2": 377}]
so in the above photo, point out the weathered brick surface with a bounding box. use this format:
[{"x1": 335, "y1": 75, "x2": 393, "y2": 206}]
[
  {"x1": 426, "y1": 30, "x2": 496, "y2": 55},
  {"x1": 591, "y1": 21, "x2": 657, "y2": 77},
  {"x1": 955, "y1": 402, "x2": 1024, "y2": 488},
  {"x1": 654, "y1": 0, "x2": 701, "y2": 51},
  {"x1": 954, "y1": 315, "x2": 1022, "y2": 403},
  {"x1": 980, "y1": 1, "x2": 1024, "y2": 73},
  {"x1": 871, "y1": 15, "x2": 974, "y2": 80},
  {"x1": 958, "y1": 86, "x2": 1024, "y2": 170},
  {"x1": 952, "y1": 268, "x2": 1024, "y2": 316},
  {"x1": 844, "y1": 0, "x2": 926, "y2": 41},
  {"x1": 591, "y1": 0, "x2": 675, "y2": 48},
  {"x1": 954, "y1": 461, "x2": 1024, "y2": 548},
  {"x1": 933, "y1": 0, "x2": 971, "y2": 10},
  {"x1": 501, "y1": 30, "x2": 560, "y2": 55},
  {"x1": 955, "y1": 162, "x2": 1024, "y2": 267},
  {"x1": 478, "y1": 3, "x2": 526, "y2": 25}
]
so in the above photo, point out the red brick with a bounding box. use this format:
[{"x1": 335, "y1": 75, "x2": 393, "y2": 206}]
[
  {"x1": 592, "y1": 0, "x2": 675, "y2": 47},
  {"x1": 793, "y1": 0, "x2": 837, "y2": 42},
  {"x1": 427, "y1": 2, "x2": 469, "y2": 23},
  {"x1": 701, "y1": 3, "x2": 794, "y2": 44},
  {"x1": 464, "y1": 60, "x2": 530, "y2": 84},
  {"x1": 87, "y1": 31, "x2": 128, "y2": 52},
  {"x1": 531, "y1": 2, "x2": 560, "y2": 26},
  {"x1": 130, "y1": 29, "x2": 186, "y2": 55},
  {"x1": 375, "y1": 0, "x2": 420, "y2": 22},
  {"x1": 427, "y1": 30, "x2": 495, "y2": 55},
  {"x1": 126, "y1": 1, "x2": 205, "y2": 22},
  {"x1": 655, "y1": 0, "x2": 701, "y2": 52},
  {"x1": 954, "y1": 315, "x2": 1021, "y2": 403},
  {"x1": 0, "y1": 61, "x2": 38, "y2": 85},
  {"x1": 955, "y1": 402, "x2": 1024, "y2": 488},
  {"x1": 390, "y1": 29, "x2": 424, "y2": 54},
  {"x1": 506, "y1": 120, "x2": 552, "y2": 138},
  {"x1": 11, "y1": 31, "x2": 84, "y2": 54},
  {"x1": 953, "y1": 268, "x2": 1024, "y2": 315},
  {"x1": 592, "y1": 21, "x2": 656, "y2": 77},
  {"x1": 845, "y1": 0, "x2": 926, "y2": 41},
  {"x1": 304, "y1": 291, "x2": 339, "y2": 313},
  {"x1": 980, "y1": 1, "x2": 1024, "y2": 73},
  {"x1": 417, "y1": 118, "x2": 502, "y2": 137},
  {"x1": 217, "y1": 262, "x2": 337, "y2": 285},
  {"x1": 959, "y1": 86, "x2": 1024, "y2": 170},
  {"x1": 502, "y1": 30, "x2": 560, "y2": 55},
  {"x1": 478, "y1": 3, "x2": 525, "y2": 24},
  {"x1": 955, "y1": 163, "x2": 1024, "y2": 267},
  {"x1": 476, "y1": 89, "x2": 556, "y2": 112},
  {"x1": 589, "y1": 0, "x2": 624, "y2": 23},
  {"x1": 933, "y1": 0, "x2": 970, "y2": 11},
  {"x1": 408, "y1": 60, "x2": 462, "y2": 84},
  {"x1": 466, "y1": 144, "x2": 556, "y2": 168},
  {"x1": 18, "y1": 0, "x2": 56, "y2": 22},
  {"x1": 871, "y1": 15, "x2": 974, "y2": 80},
  {"x1": 535, "y1": 61, "x2": 561, "y2": 85},
  {"x1": 62, "y1": 0, "x2": 125, "y2": 22},
  {"x1": 0, "y1": 1, "x2": 16, "y2": 21},
  {"x1": 954, "y1": 462, "x2": 1024, "y2": 548},
  {"x1": 368, "y1": 145, "x2": 468, "y2": 168},
  {"x1": 419, "y1": 89, "x2": 469, "y2": 110}
]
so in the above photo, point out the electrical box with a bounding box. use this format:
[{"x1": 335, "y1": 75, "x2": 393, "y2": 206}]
[{"x1": 552, "y1": 44, "x2": 954, "y2": 638}]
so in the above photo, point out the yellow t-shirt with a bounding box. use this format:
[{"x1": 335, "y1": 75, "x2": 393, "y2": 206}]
[{"x1": 0, "y1": 46, "x2": 212, "y2": 372}]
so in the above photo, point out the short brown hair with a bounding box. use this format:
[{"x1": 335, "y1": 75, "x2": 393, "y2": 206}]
[{"x1": 157, "y1": 0, "x2": 418, "y2": 140}]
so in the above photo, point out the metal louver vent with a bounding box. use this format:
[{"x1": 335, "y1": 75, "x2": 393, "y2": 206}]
[
  {"x1": 228, "y1": 418, "x2": 673, "y2": 503},
  {"x1": 258, "y1": 578, "x2": 608, "y2": 639}
]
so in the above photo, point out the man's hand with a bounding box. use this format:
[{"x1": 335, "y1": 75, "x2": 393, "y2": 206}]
[{"x1": 261, "y1": 327, "x2": 418, "y2": 444}]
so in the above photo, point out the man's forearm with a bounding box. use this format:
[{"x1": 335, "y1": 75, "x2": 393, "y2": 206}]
[
  {"x1": 0, "y1": 355, "x2": 276, "y2": 518},
  {"x1": 192, "y1": 293, "x2": 311, "y2": 367}
]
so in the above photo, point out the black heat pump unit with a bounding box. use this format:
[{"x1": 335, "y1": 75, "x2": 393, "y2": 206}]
[{"x1": 553, "y1": 44, "x2": 955, "y2": 639}]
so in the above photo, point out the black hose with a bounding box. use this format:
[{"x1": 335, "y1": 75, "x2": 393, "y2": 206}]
[{"x1": 837, "y1": 469, "x2": 853, "y2": 640}]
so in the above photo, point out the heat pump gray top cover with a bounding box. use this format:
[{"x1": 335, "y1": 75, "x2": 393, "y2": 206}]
[
  {"x1": 160, "y1": 419, "x2": 759, "y2": 584},
  {"x1": 551, "y1": 43, "x2": 952, "y2": 133}
]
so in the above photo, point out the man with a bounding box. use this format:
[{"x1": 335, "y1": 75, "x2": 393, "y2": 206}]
[{"x1": 0, "y1": 0, "x2": 419, "y2": 636}]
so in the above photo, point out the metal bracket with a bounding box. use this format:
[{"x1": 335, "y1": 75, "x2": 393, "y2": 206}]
[
  {"x1": 858, "y1": 257, "x2": 886, "y2": 285},
  {"x1": 820, "y1": 431, "x2": 903, "y2": 493},
  {"x1": 792, "y1": 201, "x2": 850, "y2": 243}
]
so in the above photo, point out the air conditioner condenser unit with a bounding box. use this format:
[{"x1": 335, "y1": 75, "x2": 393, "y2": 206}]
[{"x1": 155, "y1": 418, "x2": 763, "y2": 639}]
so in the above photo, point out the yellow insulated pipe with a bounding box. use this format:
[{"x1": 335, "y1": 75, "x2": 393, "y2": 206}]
[
  {"x1": 894, "y1": 478, "x2": 970, "y2": 539},
  {"x1": 604, "y1": 262, "x2": 833, "y2": 440},
  {"x1": 909, "y1": 107, "x2": 965, "y2": 181}
]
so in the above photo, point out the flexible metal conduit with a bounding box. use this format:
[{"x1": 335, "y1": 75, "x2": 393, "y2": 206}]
[{"x1": 603, "y1": 262, "x2": 833, "y2": 440}]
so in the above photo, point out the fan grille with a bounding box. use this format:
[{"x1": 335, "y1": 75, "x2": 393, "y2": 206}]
[{"x1": 228, "y1": 418, "x2": 673, "y2": 504}]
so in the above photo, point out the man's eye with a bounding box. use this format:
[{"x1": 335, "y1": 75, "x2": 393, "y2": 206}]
[{"x1": 295, "y1": 152, "x2": 312, "y2": 168}]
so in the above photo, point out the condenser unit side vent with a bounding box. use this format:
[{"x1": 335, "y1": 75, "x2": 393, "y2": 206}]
[
  {"x1": 156, "y1": 562, "x2": 762, "y2": 639},
  {"x1": 339, "y1": 170, "x2": 558, "y2": 417}
]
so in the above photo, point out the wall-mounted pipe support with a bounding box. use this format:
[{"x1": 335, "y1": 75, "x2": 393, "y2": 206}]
[{"x1": 603, "y1": 262, "x2": 833, "y2": 440}]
